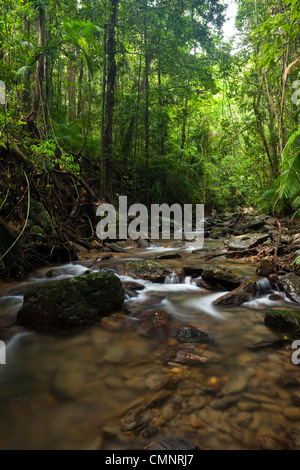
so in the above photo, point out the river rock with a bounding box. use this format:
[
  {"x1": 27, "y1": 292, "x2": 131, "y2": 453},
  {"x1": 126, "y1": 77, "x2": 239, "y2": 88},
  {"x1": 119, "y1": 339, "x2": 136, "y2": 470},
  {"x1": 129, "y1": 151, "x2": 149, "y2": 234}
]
[
  {"x1": 210, "y1": 393, "x2": 240, "y2": 410},
  {"x1": 279, "y1": 273, "x2": 300, "y2": 304},
  {"x1": 213, "y1": 280, "x2": 257, "y2": 306},
  {"x1": 257, "y1": 434, "x2": 290, "y2": 450},
  {"x1": 104, "y1": 242, "x2": 125, "y2": 253},
  {"x1": 155, "y1": 253, "x2": 182, "y2": 260},
  {"x1": 161, "y1": 347, "x2": 208, "y2": 366},
  {"x1": 224, "y1": 233, "x2": 270, "y2": 251},
  {"x1": 17, "y1": 271, "x2": 125, "y2": 331},
  {"x1": 175, "y1": 327, "x2": 214, "y2": 343},
  {"x1": 122, "y1": 260, "x2": 172, "y2": 283},
  {"x1": 256, "y1": 259, "x2": 274, "y2": 277},
  {"x1": 264, "y1": 310, "x2": 300, "y2": 338},
  {"x1": 52, "y1": 362, "x2": 87, "y2": 400},
  {"x1": 145, "y1": 438, "x2": 201, "y2": 450},
  {"x1": 201, "y1": 266, "x2": 244, "y2": 290},
  {"x1": 283, "y1": 408, "x2": 300, "y2": 421}
]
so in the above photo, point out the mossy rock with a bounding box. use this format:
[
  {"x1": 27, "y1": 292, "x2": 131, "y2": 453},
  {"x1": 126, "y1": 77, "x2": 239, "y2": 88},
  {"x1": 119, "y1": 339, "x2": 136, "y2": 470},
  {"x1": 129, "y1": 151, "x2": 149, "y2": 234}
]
[
  {"x1": 264, "y1": 310, "x2": 300, "y2": 338},
  {"x1": 201, "y1": 266, "x2": 244, "y2": 290},
  {"x1": 29, "y1": 200, "x2": 55, "y2": 235},
  {"x1": 17, "y1": 271, "x2": 125, "y2": 332},
  {"x1": 122, "y1": 260, "x2": 171, "y2": 283}
]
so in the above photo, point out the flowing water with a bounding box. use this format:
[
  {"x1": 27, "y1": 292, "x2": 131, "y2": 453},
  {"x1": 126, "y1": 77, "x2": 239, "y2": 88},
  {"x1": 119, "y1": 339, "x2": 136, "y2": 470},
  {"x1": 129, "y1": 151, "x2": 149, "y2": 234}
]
[{"x1": 0, "y1": 239, "x2": 300, "y2": 450}]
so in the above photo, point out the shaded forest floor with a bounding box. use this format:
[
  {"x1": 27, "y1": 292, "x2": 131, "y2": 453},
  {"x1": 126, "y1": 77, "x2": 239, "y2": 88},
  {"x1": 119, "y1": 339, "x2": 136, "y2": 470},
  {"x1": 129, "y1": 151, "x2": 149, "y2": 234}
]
[{"x1": 0, "y1": 140, "x2": 300, "y2": 281}]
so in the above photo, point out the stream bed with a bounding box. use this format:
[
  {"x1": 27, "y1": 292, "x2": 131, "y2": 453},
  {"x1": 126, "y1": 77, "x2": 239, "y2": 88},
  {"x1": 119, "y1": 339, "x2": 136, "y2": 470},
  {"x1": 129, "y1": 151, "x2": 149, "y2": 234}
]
[{"x1": 0, "y1": 239, "x2": 300, "y2": 450}]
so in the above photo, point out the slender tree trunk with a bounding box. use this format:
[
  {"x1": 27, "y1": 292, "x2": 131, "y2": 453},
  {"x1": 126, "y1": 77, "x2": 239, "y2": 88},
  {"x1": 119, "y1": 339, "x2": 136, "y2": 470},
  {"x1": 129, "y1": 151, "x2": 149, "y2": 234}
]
[
  {"x1": 181, "y1": 95, "x2": 189, "y2": 153},
  {"x1": 158, "y1": 61, "x2": 164, "y2": 155},
  {"x1": 103, "y1": 0, "x2": 118, "y2": 198},
  {"x1": 22, "y1": 3, "x2": 31, "y2": 115},
  {"x1": 27, "y1": 6, "x2": 47, "y2": 135},
  {"x1": 77, "y1": 64, "x2": 84, "y2": 118},
  {"x1": 121, "y1": 54, "x2": 152, "y2": 160},
  {"x1": 68, "y1": 49, "x2": 77, "y2": 123},
  {"x1": 144, "y1": 18, "x2": 150, "y2": 205},
  {"x1": 101, "y1": 7, "x2": 107, "y2": 195},
  {"x1": 133, "y1": 52, "x2": 143, "y2": 198}
]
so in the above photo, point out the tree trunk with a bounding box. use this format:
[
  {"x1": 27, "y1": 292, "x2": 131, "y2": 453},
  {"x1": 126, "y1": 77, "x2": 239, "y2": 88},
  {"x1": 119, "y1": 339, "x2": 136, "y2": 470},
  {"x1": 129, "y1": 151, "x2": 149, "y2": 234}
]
[
  {"x1": 181, "y1": 96, "x2": 189, "y2": 153},
  {"x1": 101, "y1": 6, "x2": 107, "y2": 195},
  {"x1": 22, "y1": 4, "x2": 31, "y2": 115},
  {"x1": 144, "y1": 17, "x2": 150, "y2": 205},
  {"x1": 103, "y1": 0, "x2": 118, "y2": 198},
  {"x1": 121, "y1": 54, "x2": 152, "y2": 160},
  {"x1": 27, "y1": 6, "x2": 47, "y2": 136},
  {"x1": 68, "y1": 50, "x2": 77, "y2": 123}
]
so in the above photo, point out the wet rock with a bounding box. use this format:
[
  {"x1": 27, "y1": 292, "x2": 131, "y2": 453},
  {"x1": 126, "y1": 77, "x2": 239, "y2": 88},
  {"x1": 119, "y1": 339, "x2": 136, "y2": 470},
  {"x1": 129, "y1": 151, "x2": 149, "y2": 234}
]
[
  {"x1": 242, "y1": 392, "x2": 276, "y2": 404},
  {"x1": 279, "y1": 273, "x2": 300, "y2": 304},
  {"x1": 292, "y1": 392, "x2": 300, "y2": 406},
  {"x1": 137, "y1": 238, "x2": 150, "y2": 249},
  {"x1": 213, "y1": 280, "x2": 257, "y2": 306},
  {"x1": 98, "y1": 253, "x2": 113, "y2": 261},
  {"x1": 162, "y1": 347, "x2": 208, "y2": 366},
  {"x1": 201, "y1": 266, "x2": 244, "y2": 290},
  {"x1": 283, "y1": 408, "x2": 300, "y2": 421},
  {"x1": 145, "y1": 374, "x2": 170, "y2": 391},
  {"x1": 256, "y1": 260, "x2": 274, "y2": 277},
  {"x1": 155, "y1": 253, "x2": 182, "y2": 260},
  {"x1": 223, "y1": 369, "x2": 254, "y2": 395},
  {"x1": 231, "y1": 411, "x2": 253, "y2": 428},
  {"x1": 209, "y1": 227, "x2": 225, "y2": 239},
  {"x1": 104, "y1": 242, "x2": 125, "y2": 253},
  {"x1": 237, "y1": 401, "x2": 260, "y2": 412},
  {"x1": 247, "y1": 338, "x2": 290, "y2": 350},
  {"x1": 104, "y1": 344, "x2": 127, "y2": 363},
  {"x1": 137, "y1": 312, "x2": 172, "y2": 339},
  {"x1": 182, "y1": 266, "x2": 203, "y2": 277},
  {"x1": 264, "y1": 310, "x2": 300, "y2": 338},
  {"x1": 52, "y1": 363, "x2": 87, "y2": 400},
  {"x1": 121, "y1": 391, "x2": 171, "y2": 433},
  {"x1": 145, "y1": 438, "x2": 201, "y2": 451},
  {"x1": 174, "y1": 349, "x2": 208, "y2": 365},
  {"x1": 190, "y1": 413, "x2": 204, "y2": 429},
  {"x1": 17, "y1": 272, "x2": 125, "y2": 331},
  {"x1": 122, "y1": 260, "x2": 172, "y2": 283},
  {"x1": 101, "y1": 312, "x2": 128, "y2": 330},
  {"x1": 175, "y1": 327, "x2": 214, "y2": 344},
  {"x1": 210, "y1": 393, "x2": 240, "y2": 410},
  {"x1": 243, "y1": 217, "x2": 266, "y2": 231},
  {"x1": 45, "y1": 269, "x2": 59, "y2": 278},
  {"x1": 268, "y1": 293, "x2": 283, "y2": 301},
  {"x1": 224, "y1": 233, "x2": 270, "y2": 251}
]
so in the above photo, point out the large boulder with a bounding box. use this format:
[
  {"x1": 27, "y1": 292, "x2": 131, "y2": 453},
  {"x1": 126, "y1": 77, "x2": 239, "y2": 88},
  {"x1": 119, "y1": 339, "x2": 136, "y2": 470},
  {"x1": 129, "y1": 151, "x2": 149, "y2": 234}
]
[
  {"x1": 17, "y1": 271, "x2": 125, "y2": 331},
  {"x1": 213, "y1": 280, "x2": 258, "y2": 306},
  {"x1": 278, "y1": 273, "x2": 300, "y2": 304}
]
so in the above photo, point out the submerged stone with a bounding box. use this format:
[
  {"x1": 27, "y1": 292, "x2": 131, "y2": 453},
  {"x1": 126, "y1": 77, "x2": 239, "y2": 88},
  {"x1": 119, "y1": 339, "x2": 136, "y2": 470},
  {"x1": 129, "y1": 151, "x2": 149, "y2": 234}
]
[
  {"x1": 175, "y1": 327, "x2": 214, "y2": 343},
  {"x1": 17, "y1": 271, "x2": 125, "y2": 331}
]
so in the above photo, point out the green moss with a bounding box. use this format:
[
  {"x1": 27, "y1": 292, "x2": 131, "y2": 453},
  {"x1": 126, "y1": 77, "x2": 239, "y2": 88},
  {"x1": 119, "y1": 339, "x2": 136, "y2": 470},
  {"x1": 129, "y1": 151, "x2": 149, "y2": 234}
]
[
  {"x1": 264, "y1": 309, "x2": 300, "y2": 338},
  {"x1": 17, "y1": 271, "x2": 125, "y2": 331}
]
